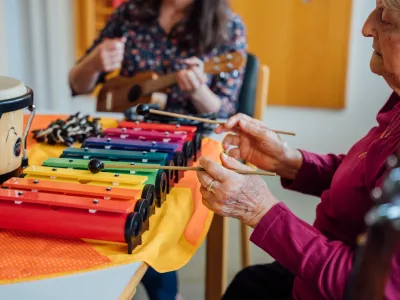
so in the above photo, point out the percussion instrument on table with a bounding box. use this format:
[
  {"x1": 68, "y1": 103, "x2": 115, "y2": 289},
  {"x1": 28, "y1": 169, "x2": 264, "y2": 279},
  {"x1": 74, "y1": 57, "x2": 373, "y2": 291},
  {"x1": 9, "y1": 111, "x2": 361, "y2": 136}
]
[
  {"x1": 96, "y1": 51, "x2": 246, "y2": 113},
  {"x1": 0, "y1": 162, "x2": 158, "y2": 254},
  {"x1": 0, "y1": 116, "x2": 207, "y2": 254},
  {"x1": 0, "y1": 101, "x2": 278, "y2": 255},
  {"x1": 32, "y1": 113, "x2": 103, "y2": 146},
  {"x1": 0, "y1": 76, "x2": 35, "y2": 183}
]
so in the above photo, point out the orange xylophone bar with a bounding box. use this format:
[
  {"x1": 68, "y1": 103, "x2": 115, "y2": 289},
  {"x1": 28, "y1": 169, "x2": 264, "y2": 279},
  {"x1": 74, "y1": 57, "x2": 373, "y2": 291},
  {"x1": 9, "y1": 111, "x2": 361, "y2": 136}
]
[
  {"x1": 3, "y1": 177, "x2": 156, "y2": 216},
  {"x1": 0, "y1": 185, "x2": 148, "y2": 254}
]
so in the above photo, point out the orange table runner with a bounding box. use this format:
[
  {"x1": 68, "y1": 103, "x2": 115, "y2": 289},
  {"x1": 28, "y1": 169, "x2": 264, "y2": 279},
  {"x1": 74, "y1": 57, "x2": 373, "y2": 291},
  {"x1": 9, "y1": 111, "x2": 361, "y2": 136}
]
[{"x1": 0, "y1": 114, "x2": 219, "y2": 284}]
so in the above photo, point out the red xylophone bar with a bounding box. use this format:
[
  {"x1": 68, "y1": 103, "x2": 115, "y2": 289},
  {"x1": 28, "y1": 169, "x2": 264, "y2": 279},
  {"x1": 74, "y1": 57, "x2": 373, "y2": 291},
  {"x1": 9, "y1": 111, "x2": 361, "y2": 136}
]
[
  {"x1": 3, "y1": 177, "x2": 156, "y2": 216},
  {"x1": 0, "y1": 188, "x2": 145, "y2": 254}
]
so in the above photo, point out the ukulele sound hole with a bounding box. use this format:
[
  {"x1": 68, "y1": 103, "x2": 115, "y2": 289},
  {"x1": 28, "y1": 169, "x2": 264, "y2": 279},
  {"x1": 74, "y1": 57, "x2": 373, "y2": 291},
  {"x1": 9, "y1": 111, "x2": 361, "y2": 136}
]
[{"x1": 128, "y1": 85, "x2": 142, "y2": 103}]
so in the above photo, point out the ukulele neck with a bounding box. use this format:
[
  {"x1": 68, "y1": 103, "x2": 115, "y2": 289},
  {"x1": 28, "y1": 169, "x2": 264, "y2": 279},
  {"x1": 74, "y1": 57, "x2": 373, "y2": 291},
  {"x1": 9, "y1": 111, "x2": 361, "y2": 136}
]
[{"x1": 141, "y1": 54, "x2": 240, "y2": 95}]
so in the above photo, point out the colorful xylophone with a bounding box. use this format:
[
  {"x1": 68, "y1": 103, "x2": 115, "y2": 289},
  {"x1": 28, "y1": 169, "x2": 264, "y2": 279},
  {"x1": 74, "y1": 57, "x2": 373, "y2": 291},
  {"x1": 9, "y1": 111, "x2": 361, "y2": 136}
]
[{"x1": 0, "y1": 118, "x2": 206, "y2": 254}]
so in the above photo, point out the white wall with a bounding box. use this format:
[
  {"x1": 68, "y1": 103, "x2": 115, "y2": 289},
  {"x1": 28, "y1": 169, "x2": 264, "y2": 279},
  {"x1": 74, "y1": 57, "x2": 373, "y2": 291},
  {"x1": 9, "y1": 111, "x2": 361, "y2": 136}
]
[
  {"x1": 1, "y1": 0, "x2": 75, "y2": 112},
  {"x1": 0, "y1": 0, "x2": 8, "y2": 74},
  {"x1": 3, "y1": 0, "x2": 33, "y2": 87}
]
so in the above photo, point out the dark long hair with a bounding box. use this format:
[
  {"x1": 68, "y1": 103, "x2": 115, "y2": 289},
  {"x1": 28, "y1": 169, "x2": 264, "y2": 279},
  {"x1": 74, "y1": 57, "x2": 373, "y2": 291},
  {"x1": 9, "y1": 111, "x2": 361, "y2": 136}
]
[{"x1": 134, "y1": 0, "x2": 230, "y2": 55}]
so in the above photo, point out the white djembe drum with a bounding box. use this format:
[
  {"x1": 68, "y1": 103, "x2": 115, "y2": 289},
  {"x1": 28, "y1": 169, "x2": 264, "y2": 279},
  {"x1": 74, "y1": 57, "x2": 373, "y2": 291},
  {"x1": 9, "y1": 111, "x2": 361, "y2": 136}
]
[{"x1": 0, "y1": 76, "x2": 35, "y2": 183}]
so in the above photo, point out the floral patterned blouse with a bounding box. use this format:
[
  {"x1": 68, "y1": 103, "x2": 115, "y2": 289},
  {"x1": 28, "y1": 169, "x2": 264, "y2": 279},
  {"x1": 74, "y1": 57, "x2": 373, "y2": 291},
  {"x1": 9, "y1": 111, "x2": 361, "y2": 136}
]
[{"x1": 80, "y1": 0, "x2": 247, "y2": 118}]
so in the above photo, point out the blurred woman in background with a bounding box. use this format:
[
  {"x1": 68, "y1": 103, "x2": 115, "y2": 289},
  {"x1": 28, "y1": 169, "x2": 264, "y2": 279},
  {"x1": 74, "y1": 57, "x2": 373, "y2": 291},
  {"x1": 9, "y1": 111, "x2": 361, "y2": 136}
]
[{"x1": 69, "y1": 0, "x2": 247, "y2": 119}]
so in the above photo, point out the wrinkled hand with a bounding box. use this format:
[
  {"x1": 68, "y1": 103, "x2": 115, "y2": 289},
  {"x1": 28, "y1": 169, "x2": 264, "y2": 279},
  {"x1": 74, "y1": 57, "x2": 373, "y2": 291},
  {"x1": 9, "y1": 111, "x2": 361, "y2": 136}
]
[
  {"x1": 215, "y1": 113, "x2": 302, "y2": 180},
  {"x1": 196, "y1": 153, "x2": 279, "y2": 228},
  {"x1": 177, "y1": 57, "x2": 208, "y2": 93},
  {"x1": 91, "y1": 37, "x2": 126, "y2": 73}
]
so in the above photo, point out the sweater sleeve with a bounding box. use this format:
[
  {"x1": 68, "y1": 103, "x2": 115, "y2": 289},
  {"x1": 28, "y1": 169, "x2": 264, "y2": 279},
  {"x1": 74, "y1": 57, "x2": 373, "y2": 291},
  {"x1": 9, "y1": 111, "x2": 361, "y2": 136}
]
[
  {"x1": 70, "y1": 3, "x2": 128, "y2": 96},
  {"x1": 78, "y1": 2, "x2": 127, "y2": 60},
  {"x1": 250, "y1": 203, "x2": 400, "y2": 300},
  {"x1": 281, "y1": 150, "x2": 346, "y2": 197}
]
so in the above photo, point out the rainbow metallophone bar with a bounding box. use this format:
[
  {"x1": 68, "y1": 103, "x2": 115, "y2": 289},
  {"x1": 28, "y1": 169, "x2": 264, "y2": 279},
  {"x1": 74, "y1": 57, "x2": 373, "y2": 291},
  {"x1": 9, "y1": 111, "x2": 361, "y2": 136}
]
[
  {"x1": 117, "y1": 121, "x2": 203, "y2": 161},
  {"x1": 60, "y1": 147, "x2": 176, "y2": 190},
  {"x1": 0, "y1": 118, "x2": 205, "y2": 254},
  {"x1": 102, "y1": 128, "x2": 195, "y2": 167},
  {"x1": 105, "y1": 128, "x2": 187, "y2": 142},
  {"x1": 42, "y1": 157, "x2": 168, "y2": 207},
  {"x1": 82, "y1": 138, "x2": 188, "y2": 181}
]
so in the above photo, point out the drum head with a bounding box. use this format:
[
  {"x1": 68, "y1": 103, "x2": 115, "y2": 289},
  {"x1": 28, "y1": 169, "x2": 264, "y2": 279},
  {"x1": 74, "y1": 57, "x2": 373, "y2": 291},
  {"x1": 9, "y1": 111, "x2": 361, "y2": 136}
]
[
  {"x1": 0, "y1": 77, "x2": 28, "y2": 101},
  {"x1": 0, "y1": 76, "x2": 33, "y2": 117}
]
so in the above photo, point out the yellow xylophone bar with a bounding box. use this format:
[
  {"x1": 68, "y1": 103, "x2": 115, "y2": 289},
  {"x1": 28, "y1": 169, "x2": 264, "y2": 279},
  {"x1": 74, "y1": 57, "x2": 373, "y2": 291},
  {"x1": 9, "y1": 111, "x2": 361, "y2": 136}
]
[{"x1": 23, "y1": 166, "x2": 148, "y2": 190}]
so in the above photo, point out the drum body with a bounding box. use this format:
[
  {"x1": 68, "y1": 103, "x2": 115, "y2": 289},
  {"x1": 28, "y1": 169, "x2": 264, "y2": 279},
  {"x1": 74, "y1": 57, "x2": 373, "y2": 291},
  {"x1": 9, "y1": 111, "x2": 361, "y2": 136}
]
[{"x1": 0, "y1": 76, "x2": 35, "y2": 183}]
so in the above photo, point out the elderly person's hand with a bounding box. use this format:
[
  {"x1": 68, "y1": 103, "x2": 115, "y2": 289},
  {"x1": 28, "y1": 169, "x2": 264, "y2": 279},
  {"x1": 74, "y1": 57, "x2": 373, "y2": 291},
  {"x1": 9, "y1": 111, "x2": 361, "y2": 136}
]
[
  {"x1": 196, "y1": 153, "x2": 279, "y2": 228},
  {"x1": 215, "y1": 113, "x2": 302, "y2": 180}
]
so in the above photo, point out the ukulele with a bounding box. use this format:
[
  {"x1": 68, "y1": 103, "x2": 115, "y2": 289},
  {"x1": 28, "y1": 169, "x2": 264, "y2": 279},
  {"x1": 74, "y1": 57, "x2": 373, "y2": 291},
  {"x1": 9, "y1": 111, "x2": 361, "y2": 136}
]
[
  {"x1": 95, "y1": 51, "x2": 246, "y2": 113},
  {"x1": 345, "y1": 152, "x2": 400, "y2": 300}
]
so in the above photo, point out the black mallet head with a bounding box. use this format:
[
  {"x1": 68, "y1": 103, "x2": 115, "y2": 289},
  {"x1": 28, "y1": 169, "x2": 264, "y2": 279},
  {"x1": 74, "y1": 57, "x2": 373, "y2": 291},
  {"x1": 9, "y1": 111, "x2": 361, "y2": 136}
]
[
  {"x1": 88, "y1": 158, "x2": 105, "y2": 174},
  {"x1": 136, "y1": 104, "x2": 150, "y2": 116}
]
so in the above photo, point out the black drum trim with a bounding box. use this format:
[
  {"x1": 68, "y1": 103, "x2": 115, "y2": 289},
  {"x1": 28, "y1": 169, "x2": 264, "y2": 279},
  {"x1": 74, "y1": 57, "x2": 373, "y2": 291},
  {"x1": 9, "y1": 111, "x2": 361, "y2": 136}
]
[
  {"x1": 0, "y1": 167, "x2": 22, "y2": 184},
  {"x1": 0, "y1": 88, "x2": 34, "y2": 119}
]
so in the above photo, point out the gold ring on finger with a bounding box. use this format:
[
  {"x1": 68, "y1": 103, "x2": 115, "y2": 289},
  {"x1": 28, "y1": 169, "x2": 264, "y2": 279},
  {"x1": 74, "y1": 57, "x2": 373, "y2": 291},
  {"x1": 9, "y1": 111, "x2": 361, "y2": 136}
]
[{"x1": 207, "y1": 179, "x2": 216, "y2": 192}]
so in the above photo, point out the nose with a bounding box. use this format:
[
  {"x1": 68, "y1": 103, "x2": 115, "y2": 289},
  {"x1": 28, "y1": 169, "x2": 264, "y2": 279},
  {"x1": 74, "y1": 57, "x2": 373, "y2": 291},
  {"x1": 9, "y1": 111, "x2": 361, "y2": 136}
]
[{"x1": 362, "y1": 10, "x2": 378, "y2": 38}]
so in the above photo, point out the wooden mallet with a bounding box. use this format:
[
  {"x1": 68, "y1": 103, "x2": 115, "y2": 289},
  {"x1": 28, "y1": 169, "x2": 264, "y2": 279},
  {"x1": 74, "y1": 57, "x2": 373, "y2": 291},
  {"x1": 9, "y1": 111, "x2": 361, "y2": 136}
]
[
  {"x1": 135, "y1": 104, "x2": 296, "y2": 136},
  {"x1": 87, "y1": 159, "x2": 276, "y2": 176}
]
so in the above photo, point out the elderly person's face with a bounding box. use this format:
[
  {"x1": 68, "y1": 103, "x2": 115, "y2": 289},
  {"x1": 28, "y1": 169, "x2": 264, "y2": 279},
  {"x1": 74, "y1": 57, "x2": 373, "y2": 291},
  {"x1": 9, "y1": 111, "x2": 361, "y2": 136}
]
[{"x1": 363, "y1": 0, "x2": 400, "y2": 88}]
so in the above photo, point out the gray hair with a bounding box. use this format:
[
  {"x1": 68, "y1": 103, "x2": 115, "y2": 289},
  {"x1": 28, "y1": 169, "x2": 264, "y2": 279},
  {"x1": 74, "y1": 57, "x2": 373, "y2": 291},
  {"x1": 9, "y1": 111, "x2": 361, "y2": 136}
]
[{"x1": 383, "y1": 0, "x2": 400, "y2": 9}]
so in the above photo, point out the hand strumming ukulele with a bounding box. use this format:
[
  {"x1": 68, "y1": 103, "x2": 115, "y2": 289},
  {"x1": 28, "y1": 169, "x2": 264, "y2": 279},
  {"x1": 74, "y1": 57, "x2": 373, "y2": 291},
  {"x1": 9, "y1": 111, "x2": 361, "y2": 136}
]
[{"x1": 95, "y1": 51, "x2": 246, "y2": 113}]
